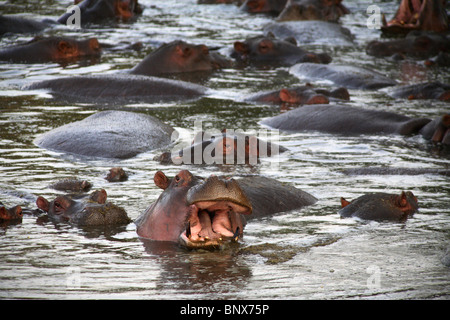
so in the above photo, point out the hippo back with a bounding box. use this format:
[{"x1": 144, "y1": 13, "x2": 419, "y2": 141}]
[
  {"x1": 35, "y1": 110, "x2": 175, "y2": 159},
  {"x1": 237, "y1": 176, "x2": 317, "y2": 219}
]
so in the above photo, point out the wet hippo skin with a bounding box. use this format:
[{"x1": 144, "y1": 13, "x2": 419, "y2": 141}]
[
  {"x1": 34, "y1": 110, "x2": 175, "y2": 159},
  {"x1": 135, "y1": 170, "x2": 317, "y2": 249},
  {"x1": 339, "y1": 191, "x2": 419, "y2": 222},
  {"x1": 261, "y1": 104, "x2": 449, "y2": 145},
  {"x1": 36, "y1": 189, "x2": 131, "y2": 226},
  {"x1": 0, "y1": 36, "x2": 101, "y2": 64}
]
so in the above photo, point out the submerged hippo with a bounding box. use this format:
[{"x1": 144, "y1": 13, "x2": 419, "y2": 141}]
[
  {"x1": 366, "y1": 31, "x2": 450, "y2": 60},
  {"x1": 26, "y1": 73, "x2": 207, "y2": 104},
  {"x1": 36, "y1": 189, "x2": 130, "y2": 226},
  {"x1": 156, "y1": 130, "x2": 287, "y2": 165},
  {"x1": 130, "y1": 40, "x2": 231, "y2": 77},
  {"x1": 389, "y1": 82, "x2": 450, "y2": 102},
  {"x1": 381, "y1": 0, "x2": 448, "y2": 35},
  {"x1": 232, "y1": 35, "x2": 332, "y2": 67},
  {"x1": 339, "y1": 191, "x2": 419, "y2": 222},
  {"x1": 135, "y1": 170, "x2": 317, "y2": 249},
  {"x1": 105, "y1": 167, "x2": 128, "y2": 182},
  {"x1": 0, "y1": 36, "x2": 101, "y2": 64},
  {"x1": 34, "y1": 110, "x2": 175, "y2": 159},
  {"x1": 276, "y1": 0, "x2": 349, "y2": 22},
  {"x1": 246, "y1": 84, "x2": 349, "y2": 105},
  {"x1": 49, "y1": 178, "x2": 92, "y2": 192},
  {"x1": 240, "y1": 0, "x2": 288, "y2": 15},
  {"x1": 58, "y1": 0, "x2": 143, "y2": 26},
  {"x1": 264, "y1": 20, "x2": 354, "y2": 46},
  {"x1": 289, "y1": 63, "x2": 397, "y2": 90},
  {"x1": 0, "y1": 15, "x2": 54, "y2": 36},
  {"x1": 261, "y1": 104, "x2": 449, "y2": 145}
]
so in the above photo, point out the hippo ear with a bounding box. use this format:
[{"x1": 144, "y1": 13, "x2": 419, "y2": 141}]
[
  {"x1": 284, "y1": 36, "x2": 297, "y2": 46},
  {"x1": 397, "y1": 191, "x2": 408, "y2": 207},
  {"x1": 58, "y1": 40, "x2": 74, "y2": 54},
  {"x1": 154, "y1": 171, "x2": 170, "y2": 190},
  {"x1": 36, "y1": 196, "x2": 49, "y2": 212},
  {"x1": 340, "y1": 197, "x2": 351, "y2": 208},
  {"x1": 233, "y1": 41, "x2": 248, "y2": 54},
  {"x1": 279, "y1": 89, "x2": 295, "y2": 103}
]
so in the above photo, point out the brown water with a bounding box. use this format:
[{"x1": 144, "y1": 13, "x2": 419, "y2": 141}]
[{"x1": 0, "y1": 0, "x2": 449, "y2": 299}]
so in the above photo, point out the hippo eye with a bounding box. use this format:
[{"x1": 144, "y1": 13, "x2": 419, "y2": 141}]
[
  {"x1": 175, "y1": 175, "x2": 181, "y2": 183},
  {"x1": 54, "y1": 201, "x2": 64, "y2": 213}
]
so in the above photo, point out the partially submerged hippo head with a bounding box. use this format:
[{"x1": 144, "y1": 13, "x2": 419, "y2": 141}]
[
  {"x1": 36, "y1": 189, "x2": 130, "y2": 226},
  {"x1": 232, "y1": 35, "x2": 332, "y2": 67},
  {"x1": 276, "y1": 0, "x2": 350, "y2": 22},
  {"x1": 131, "y1": 40, "x2": 231, "y2": 77},
  {"x1": 339, "y1": 191, "x2": 419, "y2": 222},
  {"x1": 382, "y1": 0, "x2": 448, "y2": 35},
  {"x1": 157, "y1": 131, "x2": 286, "y2": 165},
  {"x1": 136, "y1": 170, "x2": 252, "y2": 249}
]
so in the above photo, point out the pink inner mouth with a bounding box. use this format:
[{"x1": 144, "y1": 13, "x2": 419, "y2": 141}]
[{"x1": 181, "y1": 201, "x2": 246, "y2": 247}]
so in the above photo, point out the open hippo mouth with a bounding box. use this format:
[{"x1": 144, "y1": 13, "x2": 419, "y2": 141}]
[
  {"x1": 179, "y1": 175, "x2": 252, "y2": 249},
  {"x1": 382, "y1": 0, "x2": 448, "y2": 34}
]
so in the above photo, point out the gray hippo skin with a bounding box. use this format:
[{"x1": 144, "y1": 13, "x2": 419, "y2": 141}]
[
  {"x1": 264, "y1": 21, "x2": 354, "y2": 46},
  {"x1": 135, "y1": 170, "x2": 316, "y2": 249},
  {"x1": 26, "y1": 74, "x2": 207, "y2": 104},
  {"x1": 261, "y1": 104, "x2": 449, "y2": 145},
  {"x1": 36, "y1": 189, "x2": 130, "y2": 226},
  {"x1": 289, "y1": 63, "x2": 397, "y2": 90},
  {"x1": 339, "y1": 191, "x2": 419, "y2": 222},
  {"x1": 0, "y1": 36, "x2": 101, "y2": 64},
  {"x1": 35, "y1": 110, "x2": 175, "y2": 159}
]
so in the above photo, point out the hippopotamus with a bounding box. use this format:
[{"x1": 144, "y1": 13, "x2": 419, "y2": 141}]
[
  {"x1": 26, "y1": 73, "x2": 207, "y2": 104},
  {"x1": 381, "y1": 0, "x2": 448, "y2": 35},
  {"x1": 264, "y1": 21, "x2": 354, "y2": 46},
  {"x1": 366, "y1": 31, "x2": 450, "y2": 60},
  {"x1": 389, "y1": 82, "x2": 450, "y2": 102},
  {"x1": 231, "y1": 35, "x2": 331, "y2": 67},
  {"x1": 0, "y1": 204, "x2": 23, "y2": 223},
  {"x1": 58, "y1": 0, "x2": 143, "y2": 26},
  {"x1": 135, "y1": 170, "x2": 317, "y2": 249},
  {"x1": 156, "y1": 130, "x2": 287, "y2": 165},
  {"x1": 339, "y1": 191, "x2": 419, "y2": 222},
  {"x1": 276, "y1": 0, "x2": 349, "y2": 22},
  {"x1": 0, "y1": 15, "x2": 54, "y2": 36},
  {"x1": 289, "y1": 63, "x2": 397, "y2": 90},
  {"x1": 261, "y1": 104, "x2": 450, "y2": 145},
  {"x1": 105, "y1": 167, "x2": 128, "y2": 182},
  {"x1": 34, "y1": 110, "x2": 175, "y2": 159},
  {"x1": 49, "y1": 178, "x2": 93, "y2": 192},
  {"x1": 245, "y1": 84, "x2": 349, "y2": 105},
  {"x1": 342, "y1": 167, "x2": 450, "y2": 176},
  {"x1": 36, "y1": 189, "x2": 130, "y2": 226},
  {"x1": 240, "y1": 0, "x2": 288, "y2": 15},
  {"x1": 130, "y1": 40, "x2": 231, "y2": 77},
  {"x1": 0, "y1": 36, "x2": 101, "y2": 64}
]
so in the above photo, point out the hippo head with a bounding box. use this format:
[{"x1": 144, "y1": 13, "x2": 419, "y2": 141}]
[
  {"x1": 232, "y1": 35, "x2": 331, "y2": 66},
  {"x1": 136, "y1": 170, "x2": 252, "y2": 249},
  {"x1": 36, "y1": 189, "x2": 130, "y2": 226},
  {"x1": 131, "y1": 40, "x2": 231, "y2": 77},
  {"x1": 382, "y1": 0, "x2": 448, "y2": 34}
]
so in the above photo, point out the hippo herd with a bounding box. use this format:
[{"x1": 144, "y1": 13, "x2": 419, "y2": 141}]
[{"x1": 0, "y1": 0, "x2": 449, "y2": 262}]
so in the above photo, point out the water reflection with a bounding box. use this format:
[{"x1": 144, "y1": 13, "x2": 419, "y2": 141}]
[{"x1": 141, "y1": 239, "x2": 251, "y2": 293}]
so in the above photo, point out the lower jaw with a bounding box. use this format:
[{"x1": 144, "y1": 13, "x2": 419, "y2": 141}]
[{"x1": 178, "y1": 231, "x2": 240, "y2": 250}]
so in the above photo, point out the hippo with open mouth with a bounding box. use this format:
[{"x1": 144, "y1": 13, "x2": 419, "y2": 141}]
[{"x1": 135, "y1": 170, "x2": 317, "y2": 249}]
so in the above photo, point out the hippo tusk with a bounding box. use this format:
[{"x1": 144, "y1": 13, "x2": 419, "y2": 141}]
[{"x1": 232, "y1": 227, "x2": 240, "y2": 242}]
